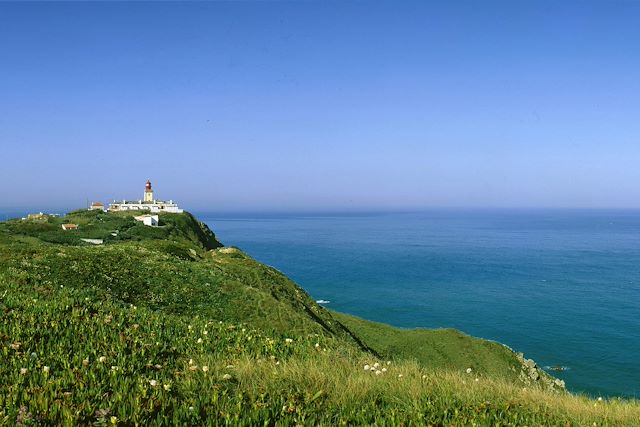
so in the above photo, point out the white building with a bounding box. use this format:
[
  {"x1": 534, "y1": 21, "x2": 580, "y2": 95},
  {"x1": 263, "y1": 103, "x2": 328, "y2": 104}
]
[
  {"x1": 109, "y1": 180, "x2": 184, "y2": 213},
  {"x1": 134, "y1": 214, "x2": 159, "y2": 227}
]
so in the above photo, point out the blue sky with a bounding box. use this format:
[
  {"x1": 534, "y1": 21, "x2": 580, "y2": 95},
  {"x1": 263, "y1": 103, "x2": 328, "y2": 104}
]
[{"x1": 1, "y1": 1, "x2": 640, "y2": 211}]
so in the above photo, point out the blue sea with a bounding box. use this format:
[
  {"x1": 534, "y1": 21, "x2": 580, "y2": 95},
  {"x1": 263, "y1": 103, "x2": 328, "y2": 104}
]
[{"x1": 198, "y1": 209, "x2": 640, "y2": 398}]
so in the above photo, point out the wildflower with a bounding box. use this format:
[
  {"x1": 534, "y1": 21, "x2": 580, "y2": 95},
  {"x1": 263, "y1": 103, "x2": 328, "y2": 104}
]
[
  {"x1": 104, "y1": 315, "x2": 113, "y2": 323},
  {"x1": 375, "y1": 370, "x2": 382, "y2": 376},
  {"x1": 10, "y1": 342, "x2": 21, "y2": 350},
  {"x1": 99, "y1": 356, "x2": 106, "y2": 363},
  {"x1": 364, "y1": 364, "x2": 371, "y2": 371},
  {"x1": 43, "y1": 366, "x2": 50, "y2": 374},
  {"x1": 598, "y1": 397, "x2": 603, "y2": 402},
  {"x1": 203, "y1": 330, "x2": 208, "y2": 335},
  {"x1": 132, "y1": 324, "x2": 139, "y2": 329},
  {"x1": 226, "y1": 365, "x2": 234, "y2": 369},
  {"x1": 381, "y1": 368, "x2": 387, "y2": 373},
  {"x1": 197, "y1": 338, "x2": 203, "y2": 344},
  {"x1": 20, "y1": 368, "x2": 28, "y2": 375},
  {"x1": 386, "y1": 361, "x2": 392, "y2": 365},
  {"x1": 82, "y1": 359, "x2": 90, "y2": 367},
  {"x1": 314, "y1": 343, "x2": 320, "y2": 348},
  {"x1": 30, "y1": 352, "x2": 37, "y2": 359},
  {"x1": 189, "y1": 359, "x2": 195, "y2": 365},
  {"x1": 373, "y1": 362, "x2": 380, "y2": 368},
  {"x1": 111, "y1": 366, "x2": 119, "y2": 371},
  {"x1": 475, "y1": 378, "x2": 479, "y2": 382},
  {"x1": 188, "y1": 325, "x2": 193, "y2": 330},
  {"x1": 188, "y1": 406, "x2": 194, "y2": 411},
  {"x1": 466, "y1": 368, "x2": 472, "y2": 374},
  {"x1": 398, "y1": 374, "x2": 403, "y2": 378},
  {"x1": 189, "y1": 366, "x2": 199, "y2": 371},
  {"x1": 149, "y1": 379, "x2": 158, "y2": 387},
  {"x1": 163, "y1": 383, "x2": 171, "y2": 391},
  {"x1": 285, "y1": 338, "x2": 293, "y2": 343},
  {"x1": 202, "y1": 366, "x2": 209, "y2": 372},
  {"x1": 222, "y1": 374, "x2": 232, "y2": 380},
  {"x1": 422, "y1": 375, "x2": 427, "y2": 379},
  {"x1": 154, "y1": 364, "x2": 162, "y2": 370},
  {"x1": 110, "y1": 416, "x2": 118, "y2": 424}
]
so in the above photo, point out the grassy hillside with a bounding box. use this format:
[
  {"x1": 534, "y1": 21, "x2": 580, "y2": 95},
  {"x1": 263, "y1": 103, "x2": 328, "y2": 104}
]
[{"x1": 1, "y1": 210, "x2": 638, "y2": 425}]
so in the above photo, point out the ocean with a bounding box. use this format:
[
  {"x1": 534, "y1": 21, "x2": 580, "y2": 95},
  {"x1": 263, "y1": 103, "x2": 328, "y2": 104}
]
[{"x1": 198, "y1": 209, "x2": 640, "y2": 398}]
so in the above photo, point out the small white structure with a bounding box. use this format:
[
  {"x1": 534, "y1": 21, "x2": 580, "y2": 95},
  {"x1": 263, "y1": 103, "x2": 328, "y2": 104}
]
[
  {"x1": 109, "y1": 180, "x2": 184, "y2": 213},
  {"x1": 81, "y1": 238, "x2": 104, "y2": 245},
  {"x1": 134, "y1": 214, "x2": 159, "y2": 227},
  {"x1": 89, "y1": 202, "x2": 105, "y2": 211},
  {"x1": 61, "y1": 224, "x2": 78, "y2": 231}
]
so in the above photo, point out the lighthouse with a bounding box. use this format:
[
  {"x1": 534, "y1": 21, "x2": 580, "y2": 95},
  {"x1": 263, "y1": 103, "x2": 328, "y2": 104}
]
[
  {"x1": 108, "y1": 180, "x2": 183, "y2": 213},
  {"x1": 144, "y1": 180, "x2": 154, "y2": 203}
]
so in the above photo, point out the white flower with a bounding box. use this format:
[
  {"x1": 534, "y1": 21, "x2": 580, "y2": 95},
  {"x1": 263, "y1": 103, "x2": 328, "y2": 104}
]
[
  {"x1": 375, "y1": 370, "x2": 382, "y2": 376},
  {"x1": 364, "y1": 364, "x2": 371, "y2": 371},
  {"x1": 475, "y1": 378, "x2": 479, "y2": 382},
  {"x1": 43, "y1": 366, "x2": 50, "y2": 373},
  {"x1": 202, "y1": 366, "x2": 209, "y2": 372},
  {"x1": 197, "y1": 338, "x2": 203, "y2": 344},
  {"x1": 203, "y1": 330, "x2": 208, "y2": 335},
  {"x1": 149, "y1": 379, "x2": 158, "y2": 387},
  {"x1": 20, "y1": 368, "x2": 28, "y2": 375},
  {"x1": 314, "y1": 343, "x2": 320, "y2": 348},
  {"x1": 422, "y1": 375, "x2": 427, "y2": 379},
  {"x1": 285, "y1": 338, "x2": 293, "y2": 343},
  {"x1": 466, "y1": 368, "x2": 472, "y2": 374},
  {"x1": 99, "y1": 356, "x2": 106, "y2": 363},
  {"x1": 398, "y1": 374, "x2": 403, "y2": 378},
  {"x1": 111, "y1": 366, "x2": 119, "y2": 371},
  {"x1": 386, "y1": 361, "x2": 392, "y2": 365},
  {"x1": 381, "y1": 368, "x2": 387, "y2": 373},
  {"x1": 222, "y1": 373, "x2": 232, "y2": 380},
  {"x1": 188, "y1": 359, "x2": 195, "y2": 365},
  {"x1": 163, "y1": 383, "x2": 171, "y2": 391},
  {"x1": 226, "y1": 365, "x2": 234, "y2": 369},
  {"x1": 188, "y1": 406, "x2": 194, "y2": 411},
  {"x1": 373, "y1": 362, "x2": 380, "y2": 368},
  {"x1": 597, "y1": 397, "x2": 603, "y2": 401}
]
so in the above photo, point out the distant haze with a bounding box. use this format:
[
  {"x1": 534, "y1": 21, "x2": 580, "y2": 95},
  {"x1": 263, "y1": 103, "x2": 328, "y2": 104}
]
[{"x1": 2, "y1": 1, "x2": 640, "y2": 212}]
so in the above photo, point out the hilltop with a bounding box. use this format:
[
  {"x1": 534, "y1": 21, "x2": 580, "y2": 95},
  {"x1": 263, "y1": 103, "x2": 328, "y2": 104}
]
[{"x1": 0, "y1": 210, "x2": 638, "y2": 425}]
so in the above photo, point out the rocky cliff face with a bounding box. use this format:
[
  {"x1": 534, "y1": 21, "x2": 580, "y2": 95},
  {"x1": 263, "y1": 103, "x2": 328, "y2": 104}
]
[{"x1": 516, "y1": 352, "x2": 566, "y2": 391}]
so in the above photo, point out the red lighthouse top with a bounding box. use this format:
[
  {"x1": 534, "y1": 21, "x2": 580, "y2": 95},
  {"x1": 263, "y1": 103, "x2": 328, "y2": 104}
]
[{"x1": 145, "y1": 180, "x2": 152, "y2": 191}]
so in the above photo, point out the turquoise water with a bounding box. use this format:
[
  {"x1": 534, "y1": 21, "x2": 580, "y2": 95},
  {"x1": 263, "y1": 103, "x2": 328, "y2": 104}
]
[{"x1": 199, "y1": 209, "x2": 640, "y2": 398}]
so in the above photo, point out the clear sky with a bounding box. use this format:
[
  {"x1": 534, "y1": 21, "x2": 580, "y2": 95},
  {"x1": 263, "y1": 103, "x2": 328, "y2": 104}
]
[{"x1": 1, "y1": 1, "x2": 640, "y2": 212}]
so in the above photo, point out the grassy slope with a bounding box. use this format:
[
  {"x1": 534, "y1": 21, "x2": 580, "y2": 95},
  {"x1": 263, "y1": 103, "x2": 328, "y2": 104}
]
[
  {"x1": 332, "y1": 311, "x2": 523, "y2": 382},
  {"x1": 1, "y1": 210, "x2": 639, "y2": 425}
]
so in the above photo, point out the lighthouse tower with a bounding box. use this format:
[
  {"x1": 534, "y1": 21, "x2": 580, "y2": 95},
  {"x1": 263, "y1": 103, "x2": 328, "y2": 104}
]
[{"x1": 143, "y1": 180, "x2": 154, "y2": 203}]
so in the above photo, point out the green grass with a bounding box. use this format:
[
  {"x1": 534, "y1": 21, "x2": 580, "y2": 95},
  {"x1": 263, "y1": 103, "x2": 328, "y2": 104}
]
[
  {"x1": 332, "y1": 311, "x2": 529, "y2": 383},
  {"x1": 1, "y1": 210, "x2": 639, "y2": 425}
]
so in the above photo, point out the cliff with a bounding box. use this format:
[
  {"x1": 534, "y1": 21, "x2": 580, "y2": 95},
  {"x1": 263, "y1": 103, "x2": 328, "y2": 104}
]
[{"x1": 0, "y1": 210, "x2": 636, "y2": 425}]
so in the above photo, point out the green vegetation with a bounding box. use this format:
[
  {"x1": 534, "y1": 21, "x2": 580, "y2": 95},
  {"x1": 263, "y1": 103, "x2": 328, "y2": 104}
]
[
  {"x1": 1, "y1": 210, "x2": 639, "y2": 425},
  {"x1": 332, "y1": 311, "x2": 524, "y2": 382}
]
